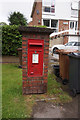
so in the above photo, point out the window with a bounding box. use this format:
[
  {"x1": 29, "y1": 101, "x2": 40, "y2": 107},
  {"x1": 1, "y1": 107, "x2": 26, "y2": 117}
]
[
  {"x1": 51, "y1": 20, "x2": 58, "y2": 28},
  {"x1": 75, "y1": 21, "x2": 78, "y2": 30},
  {"x1": 43, "y1": 6, "x2": 55, "y2": 13},
  {"x1": 43, "y1": 0, "x2": 55, "y2": 13},
  {"x1": 71, "y1": 1, "x2": 78, "y2": 17},
  {"x1": 51, "y1": 7, "x2": 55, "y2": 13},
  {"x1": 43, "y1": 19, "x2": 58, "y2": 30},
  {"x1": 71, "y1": 1, "x2": 78, "y2": 10},
  {"x1": 70, "y1": 22, "x2": 74, "y2": 29},
  {"x1": 71, "y1": 9, "x2": 78, "y2": 17},
  {"x1": 65, "y1": 42, "x2": 75, "y2": 46},
  {"x1": 43, "y1": 19, "x2": 58, "y2": 32},
  {"x1": 43, "y1": 20, "x2": 50, "y2": 27},
  {"x1": 51, "y1": 0, "x2": 55, "y2": 13},
  {"x1": 44, "y1": 7, "x2": 50, "y2": 12},
  {"x1": 36, "y1": 10, "x2": 39, "y2": 15},
  {"x1": 75, "y1": 42, "x2": 80, "y2": 46}
]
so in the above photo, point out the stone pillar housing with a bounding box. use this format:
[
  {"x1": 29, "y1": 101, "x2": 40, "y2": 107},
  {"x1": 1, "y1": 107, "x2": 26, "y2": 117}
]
[{"x1": 19, "y1": 26, "x2": 53, "y2": 94}]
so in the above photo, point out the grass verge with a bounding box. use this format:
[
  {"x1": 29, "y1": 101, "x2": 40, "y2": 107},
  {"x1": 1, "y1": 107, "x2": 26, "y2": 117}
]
[{"x1": 2, "y1": 64, "x2": 34, "y2": 118}]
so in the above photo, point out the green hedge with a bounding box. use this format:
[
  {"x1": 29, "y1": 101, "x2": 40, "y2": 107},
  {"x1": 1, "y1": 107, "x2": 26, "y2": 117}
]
[{"x1": 2, "y1": 25, "x2": 22, "y2": 56}]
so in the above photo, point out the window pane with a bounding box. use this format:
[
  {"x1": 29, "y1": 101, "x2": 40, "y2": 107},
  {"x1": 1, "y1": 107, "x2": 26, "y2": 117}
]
[
  {"x1": 75, "y1": 42, "x2": 80, "y2": 46},
  {"x1": 51, "y1": 7, "x2": 55, "y2": 13},
  {"x1": 70, "y1": 22, "x2": 74, "y2": 29},
  {"x1": 66, "y1": 42, "x2": 74, "y2": 46},
  {"x1": 51, "y1": 20, "x2": 58, "y2": 27},
  {"x1": 75, "y1": 22, "x2": 78, "y2": 30},
  {"x1": 43, "y1": 20, "x2": 50, "y2": 27},
  {"x1": 44, "y1": 7, "x2": 50, "y2": 12}
]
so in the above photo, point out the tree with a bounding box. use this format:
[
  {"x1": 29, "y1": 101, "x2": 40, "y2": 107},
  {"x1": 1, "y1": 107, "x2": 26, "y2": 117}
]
[
  {"x1": 8, "y1": 11, "x2": 27, "y2": 26},
  {"x1": 0, "y1": 22, "x2": 7, "y2": 26}
]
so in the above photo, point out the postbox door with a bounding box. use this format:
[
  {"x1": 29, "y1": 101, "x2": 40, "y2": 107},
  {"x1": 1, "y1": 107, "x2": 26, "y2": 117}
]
[{"x1": 28, "y1": 40, "x2": 44, "y2": 77}]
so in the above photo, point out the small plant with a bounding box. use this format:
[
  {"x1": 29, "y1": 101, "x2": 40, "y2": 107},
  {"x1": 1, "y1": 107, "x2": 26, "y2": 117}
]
[
  {"x1": 32, "y1": 25, "x2": 47, "y2": 28},
  {"x1": 59, "y1": 94, "x2": 72, "y2": 103}
]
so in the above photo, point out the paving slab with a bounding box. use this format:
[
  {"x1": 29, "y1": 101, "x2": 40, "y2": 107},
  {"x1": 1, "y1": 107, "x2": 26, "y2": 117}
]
[{"x1": 32, "y1": 95, "x2": 79, "y2": 118}]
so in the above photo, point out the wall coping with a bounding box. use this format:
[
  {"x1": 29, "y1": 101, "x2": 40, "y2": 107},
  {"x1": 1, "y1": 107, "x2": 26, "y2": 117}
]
[{"x1": 18, "y1": 26, "x2": 54, "y2": 34}]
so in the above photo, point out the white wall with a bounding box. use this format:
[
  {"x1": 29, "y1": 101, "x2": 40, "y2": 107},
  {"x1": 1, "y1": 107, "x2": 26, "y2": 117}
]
[
  {"x1": 69, "y1": 36, "x2": 79, "y2": 42},
  {"x1": 42, "y1": 0, "x2": 78, "y2": 21},
  {"x1": 55, "y1": 0, "x2": 71, "y2": 20}
]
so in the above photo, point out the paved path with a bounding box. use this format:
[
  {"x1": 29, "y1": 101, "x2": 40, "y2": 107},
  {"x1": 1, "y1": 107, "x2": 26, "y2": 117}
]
[
  {"x1": 32, "y1": 96, "x2": 79, "y2": 118},
  {"x1": 32, "y1": 54, "x2": 79, "y2": 119}
]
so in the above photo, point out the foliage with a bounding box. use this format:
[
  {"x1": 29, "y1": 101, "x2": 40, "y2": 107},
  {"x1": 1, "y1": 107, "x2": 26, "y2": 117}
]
[
  {"x1": 0, "y1": 22, "x2": 7, "y2": 26},
  {"x1": 47, "y1": 73, "x2": 72, "y2": 103},
  {"x1": 8, "y1": 11, "x2": 27, "y2": 26},
  {"x1": 32, "y1": 25, "x2": 47, "y2": 28},
  {"x1": 2, "y1": 25, "x2": 22, "y2": 56},
  {"x1": 0, "y1": 26, "x2": 2, "y2": 55}
]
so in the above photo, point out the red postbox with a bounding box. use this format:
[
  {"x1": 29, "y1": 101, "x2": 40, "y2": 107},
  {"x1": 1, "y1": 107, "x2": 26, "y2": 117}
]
[{"x1": 28, "y1": 39, "x2": 44, "y2": 77}]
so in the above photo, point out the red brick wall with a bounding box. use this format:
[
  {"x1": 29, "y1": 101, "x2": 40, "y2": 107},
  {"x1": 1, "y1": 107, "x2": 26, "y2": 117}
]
[
  {"x1": 63, "y1": 36, "x2": 68, "y2": 44},
  {"x1": 28, "y1": 21, "x2": 33, "y2": 26},
  {"x1": 22, "y1": 33, "x2": 49, "y2": 94},
  {"x1": 59, "y1": 20, "x2": 69, "y2": 44},
  {"x1": 31, "y1": 2, "x2": 42, "y2": 26},
  {"x1": 59, "y1": 20, "x2": 69, "y2": 32}
]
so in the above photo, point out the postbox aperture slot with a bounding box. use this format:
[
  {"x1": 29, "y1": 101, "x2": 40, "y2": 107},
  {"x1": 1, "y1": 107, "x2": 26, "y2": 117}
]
[
  {"x1": 29, "y1": 45, "x2": 42, "y2": 48},
  {"x1": 29, "y1": 43, "x2": 43, "y2": 46}
]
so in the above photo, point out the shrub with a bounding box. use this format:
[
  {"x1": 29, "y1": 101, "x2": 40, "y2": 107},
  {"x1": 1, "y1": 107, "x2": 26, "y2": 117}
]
[
  {"x1": 2, "y1": 25, "x2": 22, "y2": 56},
  {"x1": 0, "y1": 26, "x2": 2, "y2": 55}
]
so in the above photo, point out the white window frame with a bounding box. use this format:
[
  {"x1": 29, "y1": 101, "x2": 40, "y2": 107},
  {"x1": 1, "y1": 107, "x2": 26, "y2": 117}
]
[{"x1": 42, "y1": 19, "x2": 59, "y2": 32}]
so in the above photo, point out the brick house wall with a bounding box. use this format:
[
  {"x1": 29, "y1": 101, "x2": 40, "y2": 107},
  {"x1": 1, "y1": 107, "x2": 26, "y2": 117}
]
[
  {"x1": 31, "y1": 1, "x2": 42, "y2": 26},
  {"x1": 28, "y1": 21, "x2": 33, "y2": 26},
  {"x1": 63, "y1": 36, "x2": 68, "y2": 44},
  {"x1": 59, "y1": 20, "x2": 69, "y2": 32},
  {"x1": 30, "y1": 1, "x2": 79, "y2": 44},
  {"x1": 59, "y1": 20, "x2": 69, "y2": 43}
]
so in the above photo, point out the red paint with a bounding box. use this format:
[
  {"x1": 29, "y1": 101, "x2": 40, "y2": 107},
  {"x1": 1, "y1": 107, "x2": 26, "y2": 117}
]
[{"x1": 28, "y1": 39, "x2": 44, "y2": 77}]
